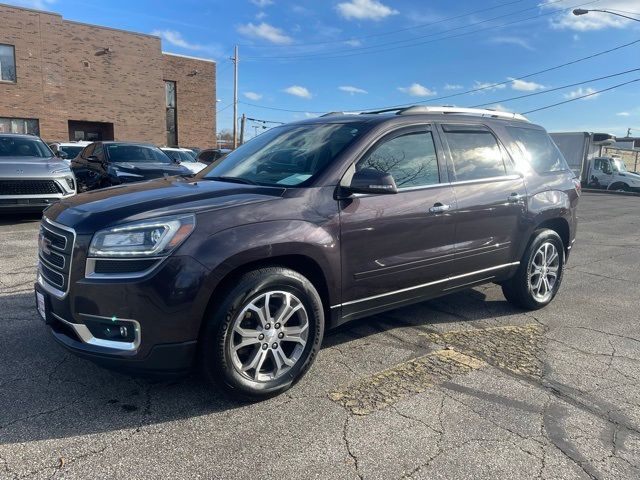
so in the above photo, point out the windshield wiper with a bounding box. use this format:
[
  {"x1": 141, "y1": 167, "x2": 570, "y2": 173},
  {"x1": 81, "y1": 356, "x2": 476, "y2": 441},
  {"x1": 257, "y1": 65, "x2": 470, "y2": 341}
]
[{"x1": 207, "y1": 176, "x2": 258, "y2": 185}]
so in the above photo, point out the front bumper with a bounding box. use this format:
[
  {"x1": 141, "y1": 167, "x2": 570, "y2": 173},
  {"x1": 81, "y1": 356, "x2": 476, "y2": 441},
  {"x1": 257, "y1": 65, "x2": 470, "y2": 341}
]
[{"x1": 35, "y1": 218, "x2": 212, "y2": 374}]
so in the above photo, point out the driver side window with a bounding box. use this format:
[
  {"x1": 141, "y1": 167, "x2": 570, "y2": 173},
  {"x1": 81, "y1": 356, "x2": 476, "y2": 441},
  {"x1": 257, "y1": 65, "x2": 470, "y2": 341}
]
[{"x1": 357, "y1": 130, "x2": 440, "y2": 188}]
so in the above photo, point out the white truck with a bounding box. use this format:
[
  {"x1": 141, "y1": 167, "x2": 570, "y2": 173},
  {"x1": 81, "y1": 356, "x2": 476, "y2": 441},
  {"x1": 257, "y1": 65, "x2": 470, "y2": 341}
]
[{"x1": 550, "y1": 132, "x2": 640, "y2": 192}]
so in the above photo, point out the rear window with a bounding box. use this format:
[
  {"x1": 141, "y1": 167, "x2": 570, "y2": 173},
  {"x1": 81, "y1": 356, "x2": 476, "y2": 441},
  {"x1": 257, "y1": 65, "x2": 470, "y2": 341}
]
[{"x1": 507, "y1": 127, "x2": 569, "y2": 174}]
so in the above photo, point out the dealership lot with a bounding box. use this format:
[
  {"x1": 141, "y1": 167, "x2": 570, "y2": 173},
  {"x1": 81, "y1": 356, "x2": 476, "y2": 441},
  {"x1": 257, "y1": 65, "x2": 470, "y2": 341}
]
[{"x1": 0, "y1": 192, "x2": 639, "y2": 479}]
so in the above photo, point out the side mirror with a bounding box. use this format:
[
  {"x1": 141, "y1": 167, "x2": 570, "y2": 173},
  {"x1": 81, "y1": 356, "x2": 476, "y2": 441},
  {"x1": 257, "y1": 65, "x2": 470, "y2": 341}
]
[
  {"x1": 346, "y1": 168, "x2": 398, "y2": 195},
  {"x1": 56, "y1": 151, "x2": 68, "y2": 159},
  {"x1": 86, "y1": 155, "x2": 101, "y2": 163}
]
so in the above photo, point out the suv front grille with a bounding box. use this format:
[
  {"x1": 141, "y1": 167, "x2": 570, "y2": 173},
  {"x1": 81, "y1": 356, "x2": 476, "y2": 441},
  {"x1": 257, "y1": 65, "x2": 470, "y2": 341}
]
[
  {"x1": 0, "y1": 180, "x2": 62, "y2": 195},
  {"x1": 38, "y1": 220, "x2": 75, "y2": 295}
]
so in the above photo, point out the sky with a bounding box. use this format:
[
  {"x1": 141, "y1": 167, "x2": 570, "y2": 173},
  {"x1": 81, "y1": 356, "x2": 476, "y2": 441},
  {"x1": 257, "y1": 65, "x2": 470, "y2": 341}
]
[{"x1": 6, "y1": 0, "x2": 640, "y2": 138}]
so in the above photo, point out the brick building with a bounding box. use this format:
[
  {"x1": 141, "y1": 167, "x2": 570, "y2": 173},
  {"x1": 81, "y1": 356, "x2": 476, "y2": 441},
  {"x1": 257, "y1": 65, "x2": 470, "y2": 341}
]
[{"x1": 0, "y1": 3, "x2": 216, "y2": 147}]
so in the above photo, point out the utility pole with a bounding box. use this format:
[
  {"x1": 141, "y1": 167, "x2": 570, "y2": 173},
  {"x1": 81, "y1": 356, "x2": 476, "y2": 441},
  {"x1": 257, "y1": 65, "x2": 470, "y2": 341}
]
[
  {"x1": 240, "y1": 114, "x2": 246, "y2": 145},
  {"x1": 232, "y1": 45, "x2": 239, "y2": 149}
]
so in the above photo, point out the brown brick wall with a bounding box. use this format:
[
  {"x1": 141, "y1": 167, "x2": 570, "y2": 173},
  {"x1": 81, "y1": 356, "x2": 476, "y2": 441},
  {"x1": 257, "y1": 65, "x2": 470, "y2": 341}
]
[
  {"x1": 162, "y1": 53, "x2": 216, "y2": 148},
  {"x1": 0, "y1": 4, "x2": 215, "y2": 146}
]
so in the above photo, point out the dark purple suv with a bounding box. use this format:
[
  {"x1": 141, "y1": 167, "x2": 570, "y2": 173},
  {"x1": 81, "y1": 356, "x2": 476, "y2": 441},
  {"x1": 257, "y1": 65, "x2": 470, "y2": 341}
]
[{"x1": 35, "y1": 106, "x2": 579, "y2": 398}]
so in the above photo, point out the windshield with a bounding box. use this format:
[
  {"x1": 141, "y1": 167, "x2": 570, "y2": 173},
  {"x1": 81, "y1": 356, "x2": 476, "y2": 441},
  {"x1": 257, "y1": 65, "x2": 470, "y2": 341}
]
[
  {"x1": 0, "y1": 136, "x2": 53, "y2": 158},
  {"x1": 612, "y1": 158, "x2": 628, "y2": 173},
  {"x1": 202, "y1": 123, "x2": 365, "y2": 186},
  {"x1": 59, "y1": 146, "x2": 83, "y2": 158},
  {"x1": 106, "y1": 144, "x2": 173, "y2": 164}
]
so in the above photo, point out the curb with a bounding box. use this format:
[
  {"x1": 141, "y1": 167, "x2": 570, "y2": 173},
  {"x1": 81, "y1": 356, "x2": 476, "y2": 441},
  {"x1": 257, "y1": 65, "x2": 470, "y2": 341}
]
[{"x1": 582, "y1": 188, "x2": 640, "y2": 197}]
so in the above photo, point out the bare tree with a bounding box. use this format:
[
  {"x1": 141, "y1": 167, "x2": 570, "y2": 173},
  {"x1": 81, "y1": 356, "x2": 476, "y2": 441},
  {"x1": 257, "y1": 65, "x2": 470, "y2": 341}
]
[{"x1": 361, "y1": 151, "x2": 436, "y2": 186}]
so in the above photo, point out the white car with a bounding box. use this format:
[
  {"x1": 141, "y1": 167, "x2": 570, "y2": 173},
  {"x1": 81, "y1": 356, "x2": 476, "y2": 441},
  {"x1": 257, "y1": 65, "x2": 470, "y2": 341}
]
[
  {"x1": 49, "y1": 141, "x2": 91, "y2": 165},
  {"x1": 161, "y1": 147, "x2": 207, "y2": 174}
]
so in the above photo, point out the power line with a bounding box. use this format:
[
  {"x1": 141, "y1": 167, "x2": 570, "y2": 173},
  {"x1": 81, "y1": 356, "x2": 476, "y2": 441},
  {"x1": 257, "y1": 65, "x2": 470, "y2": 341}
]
[
  {"x1": 523, "y1": 78, "x2": 640, "y2": 114},
  {"x1": 237, "y1": 38, "x2": 640, "y2": 114},
  {"x1": 471, "y1": 67, "x2": 640, "y2": 108},
  {"x1": 239, "y1": 0, "x2": 532, "y2": 49},
  {"x1": 243, "y1": 0, "x2": 595, "y2": 60},
  {"x1": 216, "y1": 103, "x2": 233, "y2": 115}
]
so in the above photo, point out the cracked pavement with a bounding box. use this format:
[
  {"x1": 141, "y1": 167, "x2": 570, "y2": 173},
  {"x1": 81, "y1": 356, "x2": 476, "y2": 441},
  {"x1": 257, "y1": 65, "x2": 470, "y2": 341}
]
[{"x1": 1, "y1": 192, "x2": 639, "y2": 479}]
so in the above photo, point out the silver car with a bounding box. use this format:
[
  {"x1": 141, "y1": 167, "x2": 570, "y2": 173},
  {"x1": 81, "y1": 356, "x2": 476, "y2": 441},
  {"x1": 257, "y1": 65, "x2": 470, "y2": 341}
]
[{"x1": 0, "y1": 134, "x2": 76, "y2": 211}]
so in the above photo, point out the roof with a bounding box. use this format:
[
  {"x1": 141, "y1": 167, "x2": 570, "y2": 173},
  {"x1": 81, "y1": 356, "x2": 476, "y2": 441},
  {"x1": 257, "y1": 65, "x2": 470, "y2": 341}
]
[{"x1": 289, "y1": 108, "x2": 536, "y2": 129}]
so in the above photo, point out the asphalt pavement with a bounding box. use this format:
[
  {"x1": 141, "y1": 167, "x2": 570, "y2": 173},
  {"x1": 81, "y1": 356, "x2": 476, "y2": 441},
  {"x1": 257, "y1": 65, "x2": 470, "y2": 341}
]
[{"x1": 0, "y1": 192, "x2": 639, "y2": 479}]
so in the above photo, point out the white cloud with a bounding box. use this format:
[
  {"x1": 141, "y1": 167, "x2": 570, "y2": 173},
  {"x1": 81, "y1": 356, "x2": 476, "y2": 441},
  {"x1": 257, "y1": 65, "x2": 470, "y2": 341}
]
[
  {"x1": 284, "y1": 85, "x2": 313, "y2": 99},
  {"x1": 339, "y1": 85, "x2": 368, "y2": 95},
  {"x1": 616, "y1": 112, "x2": 631, "y2": 116},
  {"x1": 344, "y1": 39, "x2": 362, "y2": 47},
  {"x1": 398, "y1": 83, "x2": 436, "y2": 97},
  {"x1": 237, "y1": 22, "x2": 292, "y2": 45},
  {"x1": 490, "y1": 36, "x2": 535, "y2": 51},
  {"x1": 490, "y1": 104, "x2": 514, "y2": 113},
  {"x1": 251, "y1": 0, "x2": 273, "y2": 7},
  {"x1": 7, "y1": 0, "x2": 55, "y2": 9},
  {"x1": 544, "y1": 0, "x2": 640, "y2": 31},
  {"x1": 336, "y1": 0, "x2": 399, "y2": 21},
  {"x1": 243, "y1": 92, "x2": 263, "y2": 101},
  {"x1": 255, "y1": 11, "x2": 267, "y2": 20},
  {"x1": 151, "y1": 30, "x2": 221, "y2": 56},
  {"x1": 509, "y1": 78, "x2": 545, "y2": 92},
  {"x1": 444, "y1": 84, "x2": 463, "y2": 90},
  {"x1": 473, "y1": 81, "x2": 507, "y2": 92},
  {"x1": 563, "y1": 87, "x2": 601, "y2": 100}
]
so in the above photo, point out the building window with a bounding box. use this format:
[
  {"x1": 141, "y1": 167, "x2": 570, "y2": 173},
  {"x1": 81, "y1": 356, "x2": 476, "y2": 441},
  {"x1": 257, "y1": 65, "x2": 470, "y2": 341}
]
[
  {"x1": 0, "y1": 117, "x2": 39, "y2": 135},
  {"x1": 0, "y1": 44, "x2": 17, "y2": 83},
  {"x1": 165, "y1": 80, "x2": 177, "y2": 147}
]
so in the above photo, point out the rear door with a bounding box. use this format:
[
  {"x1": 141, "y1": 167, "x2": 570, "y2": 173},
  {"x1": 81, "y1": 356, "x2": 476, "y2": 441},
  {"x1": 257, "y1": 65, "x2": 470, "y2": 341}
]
[
  {"x1": 438, "y1": 124, "x2": 527, "y2": 282},
  {"x1": 339, "y1": 125, "x2": 457, "y2": 320}
]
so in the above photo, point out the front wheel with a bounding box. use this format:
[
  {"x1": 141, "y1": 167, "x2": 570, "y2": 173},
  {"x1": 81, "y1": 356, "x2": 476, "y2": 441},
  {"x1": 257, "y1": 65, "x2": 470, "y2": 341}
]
[
  {"x1": 199, "y1": 267, "x2": 325, "y2": 399},
  {"x1": 502, "y1": 229, "x2": 565, "y2": 310}
]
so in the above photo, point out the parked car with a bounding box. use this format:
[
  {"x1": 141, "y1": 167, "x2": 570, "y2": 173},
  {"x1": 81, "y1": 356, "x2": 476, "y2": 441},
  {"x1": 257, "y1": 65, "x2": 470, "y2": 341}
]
[
  {"x1": 161, "y1": 147, "x2": 208, "y2": 174},
  {"x1": 196, "y1": 148, "x2": 231, "y2": 165},
  {"x1": 49, "y1": 141, "x2": 91, "y2": 164},
  {"x1": 71, "y1": 141, "x2": 192, "y2": 191},
  {"x1": 0, "y1": 133, "x2": 76, "y2": 211},
  {"x1": 35, "y1": 106, "x2": 579, "y2": 399}
]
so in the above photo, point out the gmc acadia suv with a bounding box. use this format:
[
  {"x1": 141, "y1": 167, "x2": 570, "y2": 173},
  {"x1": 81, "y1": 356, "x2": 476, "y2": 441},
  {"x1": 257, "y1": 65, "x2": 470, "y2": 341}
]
[{"x1": 35, "y1": 106, "x2": 579, "y2": 398}]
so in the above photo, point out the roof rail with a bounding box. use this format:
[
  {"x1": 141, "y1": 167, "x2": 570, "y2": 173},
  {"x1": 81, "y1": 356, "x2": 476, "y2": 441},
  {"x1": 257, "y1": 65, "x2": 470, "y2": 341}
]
[
  {"x1": 320, "y1": 111, "x2": 359, "y2": 117},
  {"x1": 396, "y1": 105, "x2": 529, "y2": 122}
]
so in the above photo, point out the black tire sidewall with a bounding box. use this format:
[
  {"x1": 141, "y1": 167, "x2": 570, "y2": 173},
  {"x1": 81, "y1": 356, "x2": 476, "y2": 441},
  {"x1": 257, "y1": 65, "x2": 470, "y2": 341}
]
[{"x1": 201, "y1": 268, "x2": 324, "y2": 398}]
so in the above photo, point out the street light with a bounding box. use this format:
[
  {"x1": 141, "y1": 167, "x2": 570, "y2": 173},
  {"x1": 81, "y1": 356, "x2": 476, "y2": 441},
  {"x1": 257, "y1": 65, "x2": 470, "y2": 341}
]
[{"x1": 572, "y1": 8, "x2": 640, "y2": 23}]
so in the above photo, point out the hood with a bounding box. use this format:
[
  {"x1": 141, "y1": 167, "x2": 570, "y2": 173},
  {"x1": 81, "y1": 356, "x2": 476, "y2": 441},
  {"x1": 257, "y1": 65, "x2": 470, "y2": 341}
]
[
  {"x1": 0, "y1": 157, "x2": 71, "y2": 177},
  {"x1": 44, "y1": 176, "x2": 285, "y2": 234},
  {"x1": 111, "y1": 162, "x2": 191, "y2": 177}
]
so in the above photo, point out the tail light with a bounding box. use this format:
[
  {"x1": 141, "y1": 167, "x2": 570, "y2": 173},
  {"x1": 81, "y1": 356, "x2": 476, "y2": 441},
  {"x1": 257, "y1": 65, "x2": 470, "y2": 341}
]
[{"x1": 572, "y1": 178, "x2": 581, "y2": 196}]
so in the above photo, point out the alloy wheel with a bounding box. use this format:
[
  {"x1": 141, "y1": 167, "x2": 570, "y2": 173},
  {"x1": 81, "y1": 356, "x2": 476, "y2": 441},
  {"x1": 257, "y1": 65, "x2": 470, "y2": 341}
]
[
  {"x1": 528, "y1": 242, "x2": 560, "y2": 302},
  {"x1": 229, "y1": 291, "x2": 309, "y2": 382}
]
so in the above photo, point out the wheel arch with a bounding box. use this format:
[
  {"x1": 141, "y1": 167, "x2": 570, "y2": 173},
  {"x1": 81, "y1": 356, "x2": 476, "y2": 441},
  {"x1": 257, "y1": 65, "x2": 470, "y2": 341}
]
[{"x1": 535, "y1": 217, "x2": 570, "y2": 254}]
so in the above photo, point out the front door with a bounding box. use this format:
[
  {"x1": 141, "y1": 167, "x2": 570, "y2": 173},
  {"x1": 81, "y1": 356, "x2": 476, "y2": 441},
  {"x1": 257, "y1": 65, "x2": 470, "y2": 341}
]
[
  {"x1": 339, "y1": 126, "x2": 456, "y2": 321},
  {"x1": 438, "y1": 124, "x2": 527, "y2": 283}
]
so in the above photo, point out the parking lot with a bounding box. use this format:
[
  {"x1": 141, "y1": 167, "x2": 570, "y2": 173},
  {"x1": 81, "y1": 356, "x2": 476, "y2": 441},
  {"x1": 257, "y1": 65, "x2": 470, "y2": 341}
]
[{"x1": 0, "y1": 192, "x2": 638, "y2": 479}]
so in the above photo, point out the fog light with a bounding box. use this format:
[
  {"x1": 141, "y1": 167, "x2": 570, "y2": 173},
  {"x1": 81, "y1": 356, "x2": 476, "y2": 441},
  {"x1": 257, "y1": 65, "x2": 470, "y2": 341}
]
[
  {"x1": 65, "y1": 177, "x2": 75, "y2": 190},
  {"x1": 84, "y1": 317, "x2": 137, "y2": 343}
]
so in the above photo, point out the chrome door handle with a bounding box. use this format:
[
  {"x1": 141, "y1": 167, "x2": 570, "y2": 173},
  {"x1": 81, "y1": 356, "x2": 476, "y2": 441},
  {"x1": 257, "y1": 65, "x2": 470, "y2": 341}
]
[
  {"x1": 507, "y1": 193, "x2": 524, "y2": 203},
  {"x1": 429, "y1": 203, "x2": 451, "y2": 213}
]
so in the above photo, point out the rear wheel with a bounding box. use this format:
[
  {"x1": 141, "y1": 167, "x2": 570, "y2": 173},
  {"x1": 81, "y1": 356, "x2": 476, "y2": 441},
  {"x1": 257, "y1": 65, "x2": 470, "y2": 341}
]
[
  {"x1": 199, "y1": 267, "x2": 324, "y2": 399},
  {"x1": 502, "y1": 229, "x2": 565, "y2": 310}
]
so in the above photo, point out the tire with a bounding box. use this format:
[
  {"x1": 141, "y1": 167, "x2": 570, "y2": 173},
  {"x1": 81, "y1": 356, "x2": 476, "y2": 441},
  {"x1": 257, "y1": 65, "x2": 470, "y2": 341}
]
[
  {"x1": 199, "y1": 267, "x2": 325, "y2": 399},
  {"x1": 502, "y1": 229, "x2": 565, "y2": 310}
]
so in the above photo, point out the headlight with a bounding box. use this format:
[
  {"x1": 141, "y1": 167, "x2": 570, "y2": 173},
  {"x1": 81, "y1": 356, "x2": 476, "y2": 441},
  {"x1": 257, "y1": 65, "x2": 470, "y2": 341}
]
[{"x1": 88, "y1": 214, "x2": 196, "y2": 257}]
